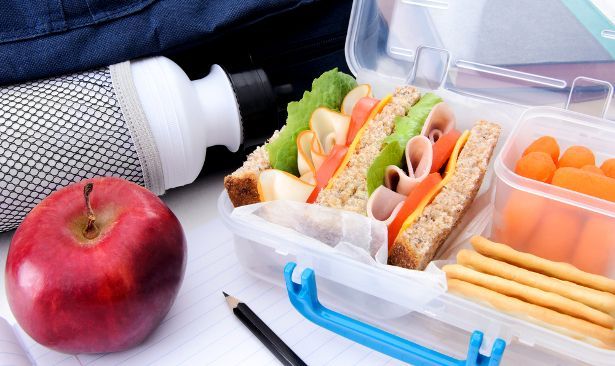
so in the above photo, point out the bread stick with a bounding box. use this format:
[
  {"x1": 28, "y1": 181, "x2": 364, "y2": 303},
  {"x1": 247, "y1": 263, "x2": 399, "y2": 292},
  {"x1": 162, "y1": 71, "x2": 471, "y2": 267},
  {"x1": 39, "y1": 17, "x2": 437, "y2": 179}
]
[
  {"x1": 457, "y1": 249, "x2": 615, "y2": 315},
  {"x1": 447, "y1": 279, "x2": 615, "y2": 349},
  {"x1": 443, "y1": 264, "x2": 615, "y2": 329},
  {"x1": 471, "y1": 236, "x2": 615, "y2": 294}
]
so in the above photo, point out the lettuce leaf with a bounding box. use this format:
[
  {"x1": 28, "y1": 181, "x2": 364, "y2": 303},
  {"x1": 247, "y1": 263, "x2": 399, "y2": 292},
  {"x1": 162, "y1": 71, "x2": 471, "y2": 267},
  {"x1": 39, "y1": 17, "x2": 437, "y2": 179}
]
[
  {"x1": 366, "y1": 93, "x2": 442, "y2": 195},
  {"x1": 366, "y1": 141, "x2": 404, "y2": 195},
  {"x1": 266, "y1": 69, "x2": 357, "y2": 175},
  {"x1": 383, "y1": 93, "x2": 442, "y2": 146}
]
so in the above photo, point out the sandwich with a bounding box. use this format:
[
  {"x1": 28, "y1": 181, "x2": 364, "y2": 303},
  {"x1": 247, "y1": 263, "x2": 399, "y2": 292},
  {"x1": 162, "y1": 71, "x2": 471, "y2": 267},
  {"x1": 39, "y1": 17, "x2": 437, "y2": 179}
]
[{"x1": 224, "y1": 69, "x2": 501, "y2": 270}]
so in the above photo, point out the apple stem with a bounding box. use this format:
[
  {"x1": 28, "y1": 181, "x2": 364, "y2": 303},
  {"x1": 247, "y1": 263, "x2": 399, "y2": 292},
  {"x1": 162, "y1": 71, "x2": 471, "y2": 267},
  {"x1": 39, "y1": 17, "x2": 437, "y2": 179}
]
[{"x1": 83, "y1": 183, "x2": 100, "y2": 240}]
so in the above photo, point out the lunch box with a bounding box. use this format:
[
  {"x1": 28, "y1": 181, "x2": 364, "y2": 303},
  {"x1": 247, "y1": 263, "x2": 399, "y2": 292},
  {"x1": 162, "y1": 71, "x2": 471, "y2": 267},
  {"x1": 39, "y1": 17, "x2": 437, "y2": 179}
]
[{"x1": 219, "y1": 0, "x2": 615, "y2": 364}]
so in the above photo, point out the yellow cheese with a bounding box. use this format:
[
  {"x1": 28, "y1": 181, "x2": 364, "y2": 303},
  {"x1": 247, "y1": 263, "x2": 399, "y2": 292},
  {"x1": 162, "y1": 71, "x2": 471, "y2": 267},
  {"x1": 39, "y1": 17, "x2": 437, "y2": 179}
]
[
  {"x1": 325, "y1": 95, "x2": 393, "y2": 189},
  {"x1": 397, "y1": 130, "x2": 471, "y2": 234},
  {"x1": 257, "y1": 169, "x2": 315, "y2": 202}
]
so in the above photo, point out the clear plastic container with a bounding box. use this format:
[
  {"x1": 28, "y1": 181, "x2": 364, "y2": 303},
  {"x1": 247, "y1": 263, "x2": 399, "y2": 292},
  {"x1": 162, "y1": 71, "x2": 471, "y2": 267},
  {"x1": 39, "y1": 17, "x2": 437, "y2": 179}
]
[
  {"x1": 220, "y1": 0, "x2": 615, "y2": 364},
  {"x1": 493, "y1": 107, "x2": 615, "y2": 278}
]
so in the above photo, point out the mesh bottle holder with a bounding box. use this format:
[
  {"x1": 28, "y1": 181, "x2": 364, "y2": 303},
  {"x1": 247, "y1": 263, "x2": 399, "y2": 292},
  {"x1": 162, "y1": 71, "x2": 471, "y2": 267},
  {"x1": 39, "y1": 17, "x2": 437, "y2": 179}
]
[{"x1": 0, "y1": 62, "x2": 164, "y2": 232}]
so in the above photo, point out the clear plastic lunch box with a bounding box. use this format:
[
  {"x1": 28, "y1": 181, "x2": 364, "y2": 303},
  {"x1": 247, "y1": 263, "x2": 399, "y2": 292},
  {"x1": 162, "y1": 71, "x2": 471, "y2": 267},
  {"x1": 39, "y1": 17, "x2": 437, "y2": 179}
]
[{"x1": 219, "y1": 1, "x2": 615, "y2": 364}]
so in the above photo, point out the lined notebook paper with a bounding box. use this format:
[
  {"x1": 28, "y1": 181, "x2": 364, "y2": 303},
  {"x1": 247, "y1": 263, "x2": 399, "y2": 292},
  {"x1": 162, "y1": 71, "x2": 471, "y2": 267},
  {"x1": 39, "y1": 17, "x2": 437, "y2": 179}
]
[{"x1": 3, "y1": 219, "x2": 402, "y2": 366}]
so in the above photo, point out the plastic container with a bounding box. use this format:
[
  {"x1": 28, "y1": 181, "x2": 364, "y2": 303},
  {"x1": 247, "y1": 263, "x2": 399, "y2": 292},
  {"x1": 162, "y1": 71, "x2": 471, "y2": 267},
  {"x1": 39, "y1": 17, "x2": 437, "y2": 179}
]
[
  {"x1": 493, "y1": 107, "x2": 615, "y2": 278},
  {"x1": 220, "y1": 0, "x2": 615, "y2": 364}
]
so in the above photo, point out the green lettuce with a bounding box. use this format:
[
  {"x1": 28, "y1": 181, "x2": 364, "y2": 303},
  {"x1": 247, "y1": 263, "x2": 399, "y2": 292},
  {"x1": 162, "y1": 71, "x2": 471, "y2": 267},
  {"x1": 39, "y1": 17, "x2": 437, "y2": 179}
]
[
  {"x1": 266, "y1": 69, "x2": 357, "y2": 175},
  {"x1": 366, "y1": 141, "x2": 404, "y2": 195},
  {"x1": 383, "y1": 93, "x2": 442, "y2": 146},
  {"x1": 366, "y1": 93, "x2": 442, "y2": 195}
]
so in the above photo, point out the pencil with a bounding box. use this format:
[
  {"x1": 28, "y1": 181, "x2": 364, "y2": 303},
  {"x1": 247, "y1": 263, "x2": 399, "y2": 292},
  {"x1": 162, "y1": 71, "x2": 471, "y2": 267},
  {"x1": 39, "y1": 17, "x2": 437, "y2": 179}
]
[{"x1": 223, "y1": 292, "x2": 307, "y2": 366}]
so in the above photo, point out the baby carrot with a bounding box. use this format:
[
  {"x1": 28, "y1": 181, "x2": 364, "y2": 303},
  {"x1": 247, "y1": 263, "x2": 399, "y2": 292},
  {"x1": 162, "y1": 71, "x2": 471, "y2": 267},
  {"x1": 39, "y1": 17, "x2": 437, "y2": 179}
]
[
  {"x1": 526, "y1": 208, "x2": 581, "y2": 263},
  {"x1": 515, "y1": 151, "x2": 556, "y2": 182},
  {"x1": 495, "y1": 190, "x2": 546, "y2": 250},
  {"x1": 558, "y1": 146, "x2": 595, "y2": 169},
  {"x1": 581, "y1": 165, "x2": 605, "y2": 176},
  {"x1": 601, "y1": 158, "x2": 615, "y2": 179},
  {"x1": 523, "y1": 136, "x2": 560, "y2": 164},
  {"x1": 552, "y1": 167, "x2": 615, "y2": 202},
  {"x1": 572, "y1": 216, "x2": 615, "y2": 276}
]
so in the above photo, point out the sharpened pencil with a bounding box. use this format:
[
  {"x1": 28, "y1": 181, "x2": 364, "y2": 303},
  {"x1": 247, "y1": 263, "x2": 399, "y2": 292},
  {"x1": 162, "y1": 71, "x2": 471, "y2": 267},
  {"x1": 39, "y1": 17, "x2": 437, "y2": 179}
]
[{"x1": 223, "y1": 292, "x2": 307, "y2": 366}]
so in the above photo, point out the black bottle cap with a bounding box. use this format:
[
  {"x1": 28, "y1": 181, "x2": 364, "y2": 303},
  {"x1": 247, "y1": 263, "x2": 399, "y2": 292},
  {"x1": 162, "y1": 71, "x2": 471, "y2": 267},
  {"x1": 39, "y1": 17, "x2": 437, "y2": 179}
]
[{"x1": 227, "y1": 68, "x2": 287, "y2": 151}]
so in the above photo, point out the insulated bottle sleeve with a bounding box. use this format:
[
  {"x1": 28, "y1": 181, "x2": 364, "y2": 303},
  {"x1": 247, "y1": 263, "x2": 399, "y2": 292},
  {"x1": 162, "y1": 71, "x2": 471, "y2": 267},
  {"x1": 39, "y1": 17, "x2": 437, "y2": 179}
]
[{"x1": 0, "y1": 62, "x2": 164, "y2": 232}]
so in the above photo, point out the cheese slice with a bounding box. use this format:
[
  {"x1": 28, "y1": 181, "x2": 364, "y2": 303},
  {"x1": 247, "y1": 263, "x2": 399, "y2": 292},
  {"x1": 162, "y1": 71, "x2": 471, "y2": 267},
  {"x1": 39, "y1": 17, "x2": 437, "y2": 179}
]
[
  {"x1": 341, "y1": 84, "x2": 372, "y2": 115},
  {"x1": 397, "y1": 130, "x2": 470, "y2": 234},
  {"x1": 297, "y1": 130, "x2": 317, "y2": 177},
  {"x1": 257, "y1": 169, "x2": 316, "y2": 202},
  {"x1": 309, "y1": 108, "x2": 351, "y2": 148},
  {"x1": 325, "y1": 95, "x2": 393, "y2": 190}
]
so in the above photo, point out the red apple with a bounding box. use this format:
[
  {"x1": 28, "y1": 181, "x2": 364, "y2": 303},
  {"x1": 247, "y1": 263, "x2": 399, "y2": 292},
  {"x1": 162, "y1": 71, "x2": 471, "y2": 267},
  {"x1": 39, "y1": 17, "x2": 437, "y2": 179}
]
[{"x1": 5, "y1": 177, "x2": 186, "y2": 354}]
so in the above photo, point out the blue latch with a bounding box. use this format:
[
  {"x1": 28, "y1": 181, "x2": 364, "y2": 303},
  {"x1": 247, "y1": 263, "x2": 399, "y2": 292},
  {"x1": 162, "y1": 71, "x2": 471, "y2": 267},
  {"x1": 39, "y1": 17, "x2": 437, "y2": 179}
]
[{"x1": 284, "y1": 262, "x2": 506, "y2": 366}]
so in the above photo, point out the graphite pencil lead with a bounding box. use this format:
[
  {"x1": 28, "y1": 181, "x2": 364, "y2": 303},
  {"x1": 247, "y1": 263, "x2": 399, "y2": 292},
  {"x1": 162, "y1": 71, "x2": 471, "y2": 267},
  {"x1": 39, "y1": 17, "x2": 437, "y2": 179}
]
[{"x1": 222, "y1": 291, "x2": 229, "y2": 298}]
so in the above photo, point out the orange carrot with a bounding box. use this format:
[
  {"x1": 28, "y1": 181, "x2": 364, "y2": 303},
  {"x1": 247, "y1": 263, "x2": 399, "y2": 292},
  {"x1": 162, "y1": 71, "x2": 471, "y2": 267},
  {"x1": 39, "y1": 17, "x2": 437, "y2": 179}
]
[
  {"x1": 581, "y1": 165, "x2": 605, "y2": 176},
  {"x1": 494, "y1": 190, "x2": 546, "y2": 250},
  {"x1": 526, "y1": 208, "x2": 581, "y2": 263},
  {"x1": 515, "y1": 151, "x2": 556, "y2": 182},
  {"x1": 523, "y1": 136, "x2": 559, "y2": 163},
  {"x1": 600, "y1": 158, "x2": 615, "y2": 179},
  {"x1": 571, "y1": 216, "x2": 615, "y2": 276},
  {"x1": 558, "y1": 146, "x2": 595, "y2": 169},
  {"x1": 552, "y1": 167, "x2": 615, "y2": 202}
]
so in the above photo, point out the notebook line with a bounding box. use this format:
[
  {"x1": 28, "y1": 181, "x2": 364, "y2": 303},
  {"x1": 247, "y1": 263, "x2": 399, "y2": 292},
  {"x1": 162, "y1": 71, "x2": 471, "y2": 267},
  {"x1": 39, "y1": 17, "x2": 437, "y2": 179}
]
[{"x1": 109, "y1": 274, "x2": 270, "y2": 365}]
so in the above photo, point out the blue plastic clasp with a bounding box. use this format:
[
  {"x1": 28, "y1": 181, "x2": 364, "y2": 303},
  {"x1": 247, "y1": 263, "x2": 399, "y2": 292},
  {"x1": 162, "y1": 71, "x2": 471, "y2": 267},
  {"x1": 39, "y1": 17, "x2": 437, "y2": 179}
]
[{"x1": 284, "y1": 262, "x2": 506, "y2": 366}]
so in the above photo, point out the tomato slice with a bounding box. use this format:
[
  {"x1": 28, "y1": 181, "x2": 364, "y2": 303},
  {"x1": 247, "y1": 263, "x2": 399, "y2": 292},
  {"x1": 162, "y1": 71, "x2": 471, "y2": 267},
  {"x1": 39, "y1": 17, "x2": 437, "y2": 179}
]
[
  {"x1": 387, "y1": 173, "x2": 443, "y2": 248},
  {"x1": 306, "y1": 144, "x2": 349, "y2": 203},
  {"x1": 431, "y1": 129, "x2": 462, "y2": 173},
  {"x1": 346, "y1": 97, "x2": 380, "y2": 145}
]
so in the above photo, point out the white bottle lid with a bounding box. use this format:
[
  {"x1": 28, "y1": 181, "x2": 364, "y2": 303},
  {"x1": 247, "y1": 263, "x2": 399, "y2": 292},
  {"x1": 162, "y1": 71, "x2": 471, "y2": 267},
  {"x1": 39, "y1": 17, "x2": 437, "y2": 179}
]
[{"x1": 131, "y1": 57, "x2": 242, "y2": 190}]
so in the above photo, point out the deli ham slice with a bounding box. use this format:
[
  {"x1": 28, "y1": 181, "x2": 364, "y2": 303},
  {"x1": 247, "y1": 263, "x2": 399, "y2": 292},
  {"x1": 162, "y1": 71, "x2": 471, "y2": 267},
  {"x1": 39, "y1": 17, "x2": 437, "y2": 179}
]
[
  {"x1": 367, "y1": 102, "x2": 458, "y2": 225},
  {"x1": 368, "y1": 135, "x2": 432, "y2": 222},
  {"x1": 384, "y1": 135, "x2": 433, "y2": 195},
  {"x1": 421, "y1": 102, "x2": 455, "y2": 143},
  {"x1": 367, "y1": 186, "x2": 406, "y2": 225}
]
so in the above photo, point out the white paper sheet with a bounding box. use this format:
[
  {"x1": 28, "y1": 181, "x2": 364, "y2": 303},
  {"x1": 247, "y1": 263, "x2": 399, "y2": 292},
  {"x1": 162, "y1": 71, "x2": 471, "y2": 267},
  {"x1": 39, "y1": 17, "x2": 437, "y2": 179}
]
[{"x1": 5, "y1": 219, "x2": 402, "y2": 366}]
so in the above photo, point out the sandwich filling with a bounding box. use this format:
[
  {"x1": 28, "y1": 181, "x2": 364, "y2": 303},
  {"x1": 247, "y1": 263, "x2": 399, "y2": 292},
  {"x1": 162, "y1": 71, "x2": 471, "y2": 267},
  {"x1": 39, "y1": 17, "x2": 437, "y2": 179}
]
[
  {"x1": 366, "y1": 96, "x2": 464, "y2": 247},
  {"x1": 258, "y1": 84, "x2": 382, "y2": 203}
]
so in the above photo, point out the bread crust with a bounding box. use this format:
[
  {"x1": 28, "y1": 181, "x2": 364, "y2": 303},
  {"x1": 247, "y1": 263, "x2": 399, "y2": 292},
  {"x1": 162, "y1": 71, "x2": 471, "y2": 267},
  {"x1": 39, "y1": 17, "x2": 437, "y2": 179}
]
[
  {"x1": 389, "y1": 120, "x2": 501, "y2": 270},
  {"x1": 224, "y1": 131, "x2": 279, "y2": 207},
  {"x1": 224, "y1": 172, "x2": 261, "y2": 207}
]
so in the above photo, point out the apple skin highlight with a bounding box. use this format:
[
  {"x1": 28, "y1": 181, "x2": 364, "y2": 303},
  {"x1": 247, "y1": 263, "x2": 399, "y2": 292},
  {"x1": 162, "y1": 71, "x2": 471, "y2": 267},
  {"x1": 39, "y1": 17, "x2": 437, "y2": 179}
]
[{"x1": 5, "y1": 177, "x2": 187, "y2": 354}]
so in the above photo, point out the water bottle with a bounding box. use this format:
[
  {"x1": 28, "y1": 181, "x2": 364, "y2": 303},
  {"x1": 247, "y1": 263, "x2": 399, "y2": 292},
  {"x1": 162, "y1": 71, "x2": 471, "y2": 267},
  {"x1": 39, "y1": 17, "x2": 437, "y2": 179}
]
[{"x1": 0, "y1": 56, "x2": 280, "y2": 232}]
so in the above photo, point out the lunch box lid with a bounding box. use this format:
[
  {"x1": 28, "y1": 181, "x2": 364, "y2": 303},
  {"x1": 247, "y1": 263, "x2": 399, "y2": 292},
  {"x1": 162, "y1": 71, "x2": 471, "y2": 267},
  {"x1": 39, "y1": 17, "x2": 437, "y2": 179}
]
[{"x1": 346, "y1": 0, "x2": 615, "y2": 120}]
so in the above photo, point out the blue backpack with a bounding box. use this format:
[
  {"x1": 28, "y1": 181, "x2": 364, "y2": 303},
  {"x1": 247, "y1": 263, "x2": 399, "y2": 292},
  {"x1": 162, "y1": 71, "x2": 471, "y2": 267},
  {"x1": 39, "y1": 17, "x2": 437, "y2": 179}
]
[{"x1": 0, "y1": 0, "x2": 352, "y2": 85}]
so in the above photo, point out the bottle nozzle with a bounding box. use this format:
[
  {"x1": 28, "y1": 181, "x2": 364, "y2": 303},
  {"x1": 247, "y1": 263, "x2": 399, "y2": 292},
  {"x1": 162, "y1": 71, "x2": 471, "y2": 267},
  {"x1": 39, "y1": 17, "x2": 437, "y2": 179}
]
[{"x1": 228, "y1": 68, "x2": 283, "y2": 150}]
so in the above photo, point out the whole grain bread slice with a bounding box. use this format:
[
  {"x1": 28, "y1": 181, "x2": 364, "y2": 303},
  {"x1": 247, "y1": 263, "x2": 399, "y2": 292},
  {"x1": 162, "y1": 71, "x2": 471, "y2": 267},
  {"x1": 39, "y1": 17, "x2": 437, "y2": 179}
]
[
  {"x1": 389, "y1": 120, "x2": 501, "y2": 270},
  {"x1": 224, "y1": 131, "x2": 279, "y2": 207}
]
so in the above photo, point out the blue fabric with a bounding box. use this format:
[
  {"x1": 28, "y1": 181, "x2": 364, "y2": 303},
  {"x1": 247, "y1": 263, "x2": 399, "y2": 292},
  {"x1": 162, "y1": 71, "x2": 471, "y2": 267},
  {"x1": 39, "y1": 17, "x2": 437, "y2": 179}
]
[{"x1": 0, "y1": 0, "x2": 316, "y2": 85}]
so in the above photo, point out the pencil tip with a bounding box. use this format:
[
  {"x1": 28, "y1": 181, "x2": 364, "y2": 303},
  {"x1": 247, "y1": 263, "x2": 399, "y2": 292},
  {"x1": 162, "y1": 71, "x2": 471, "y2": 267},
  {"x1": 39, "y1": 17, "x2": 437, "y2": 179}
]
[{"x1": 223, "y1": 292, "x2": 240, "y2": 309}]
